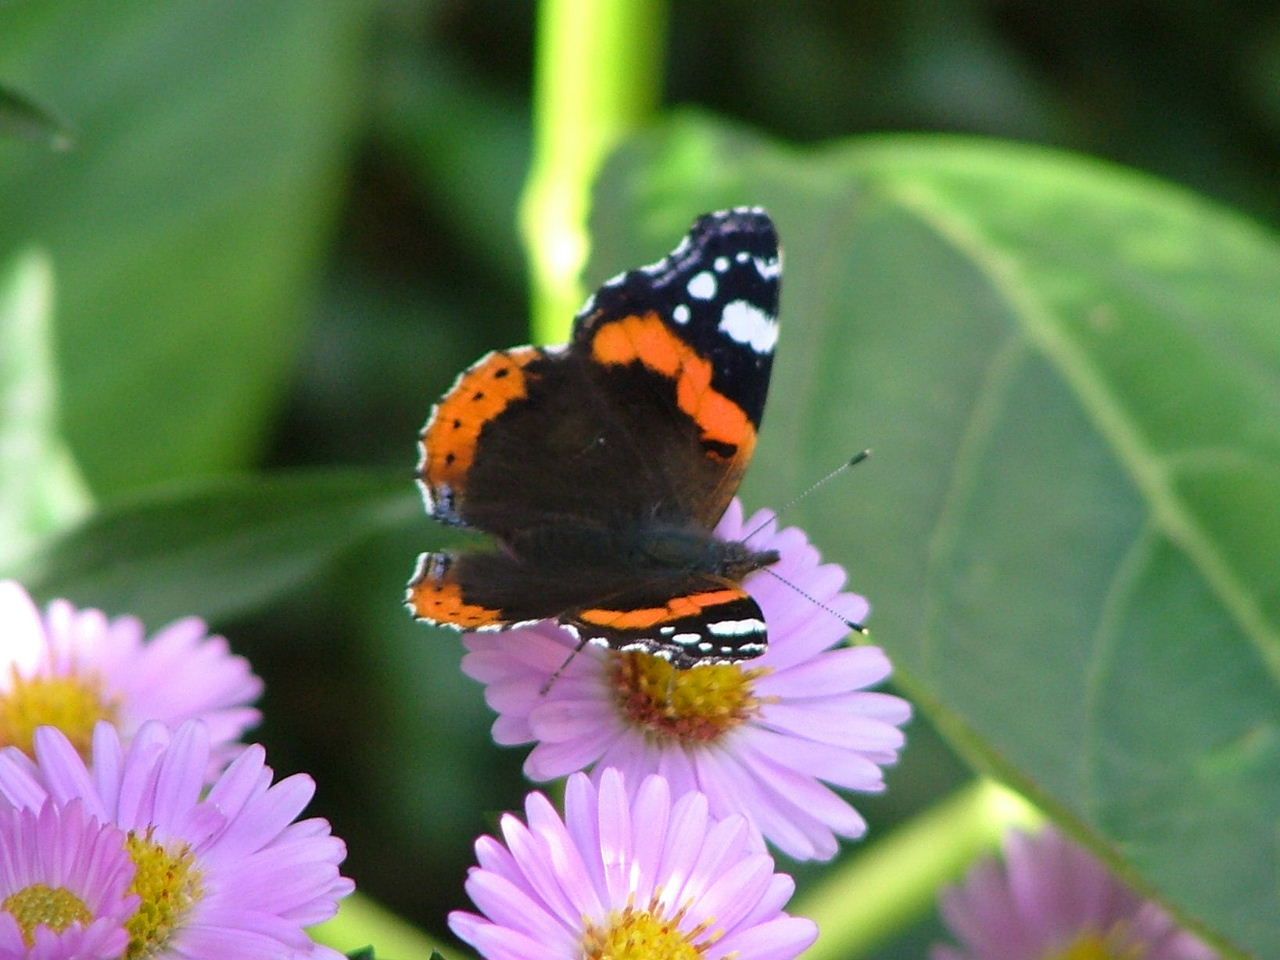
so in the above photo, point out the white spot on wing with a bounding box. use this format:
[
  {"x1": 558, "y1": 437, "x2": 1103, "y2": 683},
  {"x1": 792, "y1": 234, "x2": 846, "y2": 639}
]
[
  {"x1": 672, "y1": 304, "x2": 691, "y2": 325},
  {"x1": 687, "y1": 271, "x2": 717, "y2": 300},
  {"x1": 718, "y1": 300, "x2": 778, "y2": 354},
  {"x1": 714, "y1": 256, "x2": 729, "y2": 272},
  {"x1": 754, "y1": 256, "x2": 782, "y2": 280},
  {"x1": 707, "y1": 618, "x2": 767, "y2": 637},
  {"x1": 673, "y1": 633, "x2": 702, "y2": 646}
]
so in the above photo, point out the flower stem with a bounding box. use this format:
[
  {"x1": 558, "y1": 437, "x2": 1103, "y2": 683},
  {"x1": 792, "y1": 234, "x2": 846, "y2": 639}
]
[
  {"x1": 0, "y1": 248, "x2": 91, "y2": 571},
  {"x1": 796, "y1": 779, "x2": 1042, "y2": 959},
  {"x1": 311, "y1": 891, "x2": 461, "y2": 959},
  {"x1": 521, "y1": 0, "x2": 667, "y2": 344}
]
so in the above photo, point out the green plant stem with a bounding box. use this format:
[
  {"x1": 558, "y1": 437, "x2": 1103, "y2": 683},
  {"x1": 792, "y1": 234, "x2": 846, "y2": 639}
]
[
  {"x1": 312, "y1": 891, "x2": 462, "y2": 960},
  {"x1": 521, "y1": 0, "x2": 667, "y2": 344},
  {"x1": 797, "y1": 779, "x2": 1043, "y2": 960},
  {"x1": 0, "y1": 249, "x2": 91, "y2": 572}
]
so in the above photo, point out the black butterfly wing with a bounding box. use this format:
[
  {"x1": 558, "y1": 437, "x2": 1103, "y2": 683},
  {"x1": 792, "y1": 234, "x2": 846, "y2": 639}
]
[
  {"x1": 571, "y1": 206, "x2": 781, "y2": 529},
  {"x1": 562, "y1": 579, "x2": 768, "y2": 668},
  {"x1": 406, "y1": 548, "x2": 625, "y2": 629},
  {"x1": 416, "y1": 207, "x2": 781, "y2": 538},
  {"x1": 408, "y1": 547, "x2": 768, "y2": 669}
]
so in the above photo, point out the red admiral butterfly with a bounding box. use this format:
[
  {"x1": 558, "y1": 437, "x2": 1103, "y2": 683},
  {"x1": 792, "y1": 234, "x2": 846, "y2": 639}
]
[{"x1": 408, "y1": 207, "x2": 784, "y2": 667}]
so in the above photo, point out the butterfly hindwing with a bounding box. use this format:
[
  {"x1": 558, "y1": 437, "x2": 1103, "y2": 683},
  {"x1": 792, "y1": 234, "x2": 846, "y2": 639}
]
[
  {"x1": 562, "y1": 581, "x2": 768, "y2": 669},
  {"x1": 409, "y1": 550, "x2": 768, "y2": 671},
  {"x1": 407, "y1": 548, "x2": 643, "y2": 629}
]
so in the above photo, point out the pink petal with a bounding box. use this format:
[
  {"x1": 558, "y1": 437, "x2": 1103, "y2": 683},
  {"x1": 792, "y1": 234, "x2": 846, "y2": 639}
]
[
  {"x1": 758, "y1": 645, "x2": 891, "y2": 698},
  {"x1": 715, "y1": 915, "x2": 819, "y2": 960}
]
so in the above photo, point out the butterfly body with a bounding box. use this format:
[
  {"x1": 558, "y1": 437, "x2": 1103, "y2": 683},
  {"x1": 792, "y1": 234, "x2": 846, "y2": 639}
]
[{"x1": 409, "y1": 208, "x2": 783, "y2": 667}]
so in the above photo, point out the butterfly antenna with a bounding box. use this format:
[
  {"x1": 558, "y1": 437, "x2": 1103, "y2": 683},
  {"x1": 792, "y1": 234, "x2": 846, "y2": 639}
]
[
  {"x1": 742, "y1": 449, "x2": 871, "y2": 543},
  {"x1": 758, "y1": 566, "x2": 868, "y2": 635}
]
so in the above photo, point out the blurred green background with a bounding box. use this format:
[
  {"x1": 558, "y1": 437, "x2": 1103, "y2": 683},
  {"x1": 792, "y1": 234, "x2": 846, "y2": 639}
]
[{"x1": 2, "y1": 1, "x2": 1279, "y2": 956}]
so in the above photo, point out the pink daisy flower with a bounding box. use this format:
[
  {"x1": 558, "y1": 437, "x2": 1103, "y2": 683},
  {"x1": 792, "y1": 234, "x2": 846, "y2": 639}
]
[
  {"x1": 0, "y1": 720, "x2": 354, "y2": 959},
  {"x1": 0, "y1": 581, "x2": 262, "y2": 767},
  {"x1": 450, "y1": 768, "x2": 818, "y2": 960},
  {"x1": 0, "y1": 799, "x2": 138, "y2": 960},
  {"x1": 933, "y1": 825, "x2": 1219, "y2": 960},
  {"x1": 461, "y1": 500, "x2": 911, "y2": 861}
]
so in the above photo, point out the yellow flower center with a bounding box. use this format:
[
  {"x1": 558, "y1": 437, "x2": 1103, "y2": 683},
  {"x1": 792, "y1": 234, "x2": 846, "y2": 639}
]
[
  {"x1": 581, "y1": 897, "x2": 718, "y2": 960},
  {"x1": 124, "y1": 829, "x2": 203, "y2": 959},
  {"x1": 0, "y1": 666, "x2": 120, "y2": 757},
  {"x1": 609, "y1": 653, "x2": 769, "y2": 744},
  {"x1": 1, "y1": 883, "x2": 92, "y2": 945},
  {"x1": 1047, "y1": 927, "x2": 1146, "y2": 960}
]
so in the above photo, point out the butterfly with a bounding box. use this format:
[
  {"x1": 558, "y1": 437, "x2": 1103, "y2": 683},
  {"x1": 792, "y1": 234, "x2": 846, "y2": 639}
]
[{"x1": 407, "y1": 207, "x2": 785, "y2": 667}]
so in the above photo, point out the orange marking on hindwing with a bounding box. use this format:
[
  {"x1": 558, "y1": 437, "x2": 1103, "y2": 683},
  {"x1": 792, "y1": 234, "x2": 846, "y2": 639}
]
[
  {"x1": 422, "y1": 348, "x2": 541, "y2": 492},
  {"x1": 579, "y1": 588, "x2": 745, "y2": 629},
  {"x1": 591, "y1": 314, "x2": 756, "y2": 457},
  {"x1": 408, "y1": 571, "x2": 505, "y2": 629}
]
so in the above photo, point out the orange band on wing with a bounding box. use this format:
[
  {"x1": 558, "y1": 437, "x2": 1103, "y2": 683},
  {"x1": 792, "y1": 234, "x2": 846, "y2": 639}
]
[
  {"x1": 591, "y1": 314, "x2": 756, "y2": 456},
  {"x1": 408, "y1": 576, "x2": 506, "y2": 629},
  {"x1": 422, "y1": 348, "x2": 541, "y2": 491},
  {"x1": 579, "y1": 588, "x2": 744, "y2": 629}
]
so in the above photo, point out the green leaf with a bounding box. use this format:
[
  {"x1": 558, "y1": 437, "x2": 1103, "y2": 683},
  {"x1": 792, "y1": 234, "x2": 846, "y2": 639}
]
[
  {"x1": 0, "y1": 1, "x2": 371, "y2": 495},
  {"x1": 0, "y1": 248, "x2": 90, "y2": 568},
  {"x1": 313, "y1": 891, "x2": 456, "y2": 960},
  {"x1": 0, "y1": 83, "x2": 72, "y2": 149},
  {"x1": 10, "y1": 469, "x2": 421, "y2": 627},
  {"x1": 591, "y1": 115, "x2": 1280, "y2": 959}
]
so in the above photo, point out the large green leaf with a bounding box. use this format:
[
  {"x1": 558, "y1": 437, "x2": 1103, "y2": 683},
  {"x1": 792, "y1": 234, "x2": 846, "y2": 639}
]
[
  {"x1": 11, "y1": 470, "x2": 420, "y2": 627},
  {"x1": 590, "y1": 116, "x2": 1280, "y2": 959},
  {"x1": 0, "y1": 249, "x2": 89, "y2": 568},
  {"x1": 0, "y1": 1, "x2": 370, "y2": 495}
]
